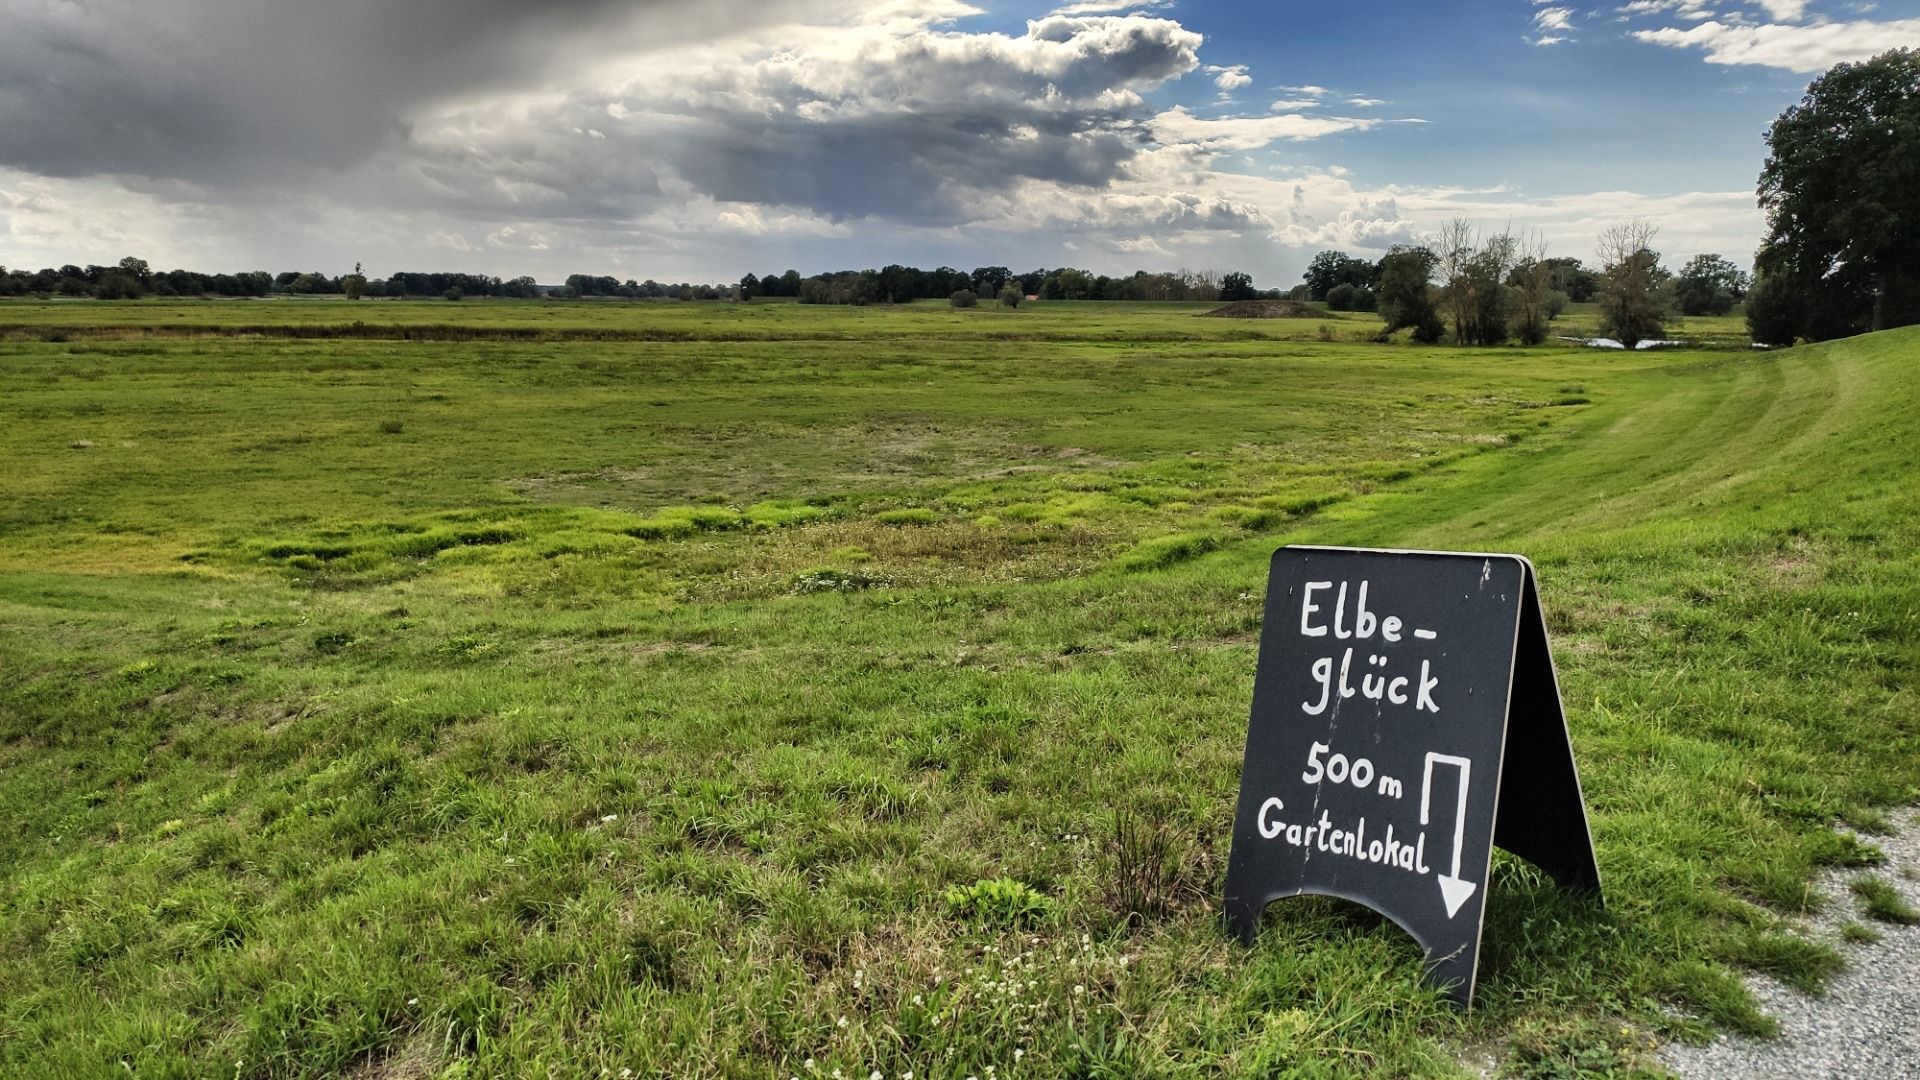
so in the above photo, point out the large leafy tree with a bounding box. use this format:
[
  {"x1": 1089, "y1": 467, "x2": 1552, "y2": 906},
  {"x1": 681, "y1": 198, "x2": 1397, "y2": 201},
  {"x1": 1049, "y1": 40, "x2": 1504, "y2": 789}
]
[{"x1": 1757, "y1": 48, "x2": 1920, "y2": 339}]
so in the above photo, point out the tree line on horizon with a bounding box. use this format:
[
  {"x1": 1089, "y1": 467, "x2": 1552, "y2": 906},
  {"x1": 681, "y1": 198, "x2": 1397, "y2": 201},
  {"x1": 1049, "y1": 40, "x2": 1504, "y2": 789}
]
[
  {"x1": 0, "y1": 260, "x2": 1267, "y2": 306},
  {"x1": 0, "y1": 243, "x2": 1758, "y2": 350}
]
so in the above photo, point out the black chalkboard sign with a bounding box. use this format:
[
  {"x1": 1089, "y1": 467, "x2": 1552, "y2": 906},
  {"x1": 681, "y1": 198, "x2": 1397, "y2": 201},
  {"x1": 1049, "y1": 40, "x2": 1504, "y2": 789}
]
[{"x1": 1223, "y1": 545, "x2": 1601, "y2": 1006}]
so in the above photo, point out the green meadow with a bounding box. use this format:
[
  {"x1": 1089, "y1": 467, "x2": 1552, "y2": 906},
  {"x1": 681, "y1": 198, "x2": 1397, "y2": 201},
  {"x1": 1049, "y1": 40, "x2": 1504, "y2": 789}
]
[{"x1": 1, "y1": 298, "x2": 1915, "y2": 1078}]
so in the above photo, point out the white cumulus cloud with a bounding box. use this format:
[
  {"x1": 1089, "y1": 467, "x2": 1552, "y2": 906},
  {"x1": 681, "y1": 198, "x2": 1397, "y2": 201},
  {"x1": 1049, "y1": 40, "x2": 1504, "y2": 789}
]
[
  {"x1": 1206, "y1": 64, "x2": 1253, "y2": 90},
  {"x1": 1634, "y1": 17, "x2": 1920, "y2": 71}
]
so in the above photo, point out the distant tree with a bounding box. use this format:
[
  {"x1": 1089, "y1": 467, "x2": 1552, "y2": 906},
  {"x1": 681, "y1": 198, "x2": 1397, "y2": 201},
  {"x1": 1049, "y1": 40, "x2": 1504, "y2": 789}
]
[
  {"x1": 1509, "y1": 234, "x2": 1557, "y2": 345},
  {"x1": 971, "y1": 266, "x2": 1013, "y2": 296},
  {"x1": 1758, "y1": 48, "x2": 1920, "y2": 337},
  {"x1": 1219, "y1": 271, "x2": 1257, "y2": 302},
  {"x1": 1435, "y1": 221, "x2": 1475, "y2": 343},
  {"x1": 877, "y1": 264, "x2": 923, "y2": 303},
  {"x1": 93, "y1": 268, "x2": 144, "y2": 300},
  {"x1": 1375, "y1": 245, "x2": 1443, "y2": 343},
  {"x1": 566, "y1": 274, "x2": 623, "y2": 297},
  {"x1": 1325, "y1": 283, "x2": 1360, "y2": 311},
  {"x1": 1673, "y1": 254, "x2": 1748, "y2": 316},
  {"x1": 1538, "y1": 257, "x2": 1598, "y2": 303},
  {"x1": 950, "y1": 289, "x2": 977, "y2": 308},
  {"x1": 1595, "y1": 220, "x2": 1670, "y2": 349},
  {"x1": 117, "y1": 256, "x2": 151, "y2": 285},
  {"x1": 1040, "y1": 267, "x2": 1094, "y2": 300},
  {"x1": 738, "y1": 272, "x2": 760, "y2": 299},
  {"x1": 1436, "y1": 221, "x2": 1516, "y2": 345},
  {"x1": 931, "y1": 266, "x2": 970, "y2": 297},
  {"x1": 342, "y1": 261, "x2": 367, "y2": 301},
  {"x1": 444, "y1": 286, "x2": 464, "y2": 301},
  {"x1": 997, "y1": 285, "x2": 1022, "y2": 309},
  {"x1": 1303, "y1": 251, "x2": 1341, "y2": 300},
  {"x1": 1302, "y1": 250, "x2": 1372, "y2": 300},
  {"x1": 797, "y1": 269, "x2": 880, "y2": 306}
]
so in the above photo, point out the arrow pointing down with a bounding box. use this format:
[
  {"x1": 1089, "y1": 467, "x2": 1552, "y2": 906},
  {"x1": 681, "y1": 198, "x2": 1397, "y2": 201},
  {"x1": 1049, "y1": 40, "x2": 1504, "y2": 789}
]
[
  {"x1": 1421, "y1": 752, "x2": 1477, "y2": 919},
  {"x1": 1437, "y1": 875, "x2": 1477, "y2": 918}
]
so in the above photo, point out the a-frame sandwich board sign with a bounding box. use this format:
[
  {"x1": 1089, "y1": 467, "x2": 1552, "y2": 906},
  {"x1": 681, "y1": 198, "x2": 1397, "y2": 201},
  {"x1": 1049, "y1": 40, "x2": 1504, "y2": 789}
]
[{"x1": 1222, "y1": 545, "x2": 1602, "y2": 1007}]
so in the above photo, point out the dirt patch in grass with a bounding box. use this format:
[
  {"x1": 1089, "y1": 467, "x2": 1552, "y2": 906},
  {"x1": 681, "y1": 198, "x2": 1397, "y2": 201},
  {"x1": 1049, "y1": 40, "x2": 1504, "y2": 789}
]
[
  {"x1": 1759, "y1": 537, "x2": 1822, "y2": 589},
  {"x1": 1199, "y1": 300, "x2": 1314, "y2": 319},
  {"x1": 344, "y1": 1034, "x2": 440, "y2": 1080}
]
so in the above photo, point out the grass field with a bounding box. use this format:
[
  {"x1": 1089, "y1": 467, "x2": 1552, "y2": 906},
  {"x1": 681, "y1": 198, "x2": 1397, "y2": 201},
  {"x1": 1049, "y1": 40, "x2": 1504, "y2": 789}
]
[{"x1": 1, "y1": 299, "x2": 1915, "y2": 1078}]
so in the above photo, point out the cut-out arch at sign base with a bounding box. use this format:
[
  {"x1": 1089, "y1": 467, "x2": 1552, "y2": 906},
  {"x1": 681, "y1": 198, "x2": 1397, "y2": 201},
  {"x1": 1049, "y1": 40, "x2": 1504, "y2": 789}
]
[
  {"x1": 1222, "y1": 546, "x2": 1601, "y2": 1006},
  {"x1": 1229, "y1": 884, "x2": 1451, "y2": 959}
]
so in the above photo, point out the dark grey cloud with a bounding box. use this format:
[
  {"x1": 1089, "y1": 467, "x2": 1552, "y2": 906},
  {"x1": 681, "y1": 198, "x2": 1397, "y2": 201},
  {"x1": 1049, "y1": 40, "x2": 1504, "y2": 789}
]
[
  {"x1": 395, "y1": 12, "x2": 1203, "y2": 225},
  {"x1": 0, "y1": 2, "x2": 1211, "y2": 230},
  {"x1": 0, "y1": 2, "x2": 1440, "y2": 282},
  {"x1": 0, "y1": 0, "x2": 825, "y2": 184}
]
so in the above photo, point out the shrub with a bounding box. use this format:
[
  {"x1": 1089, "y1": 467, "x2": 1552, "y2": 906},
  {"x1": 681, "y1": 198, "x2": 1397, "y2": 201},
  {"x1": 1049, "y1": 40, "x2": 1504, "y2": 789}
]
[
  {"x1": 944, "y1": 878, "x2": 1054, "y2": 928},
  {"x1": 444, "y1": 287, "x2": 464, "y2": 301},
  {"x1": 997, "y1": 285, "x2": 1022, "y2": 309},
  {"x1": 1327, "y1": 283, "x2": 1377, "y2": 312},
  {"x1": 1102, "y1": 809, "x2": 1206, "y2": 926},
  {"x1": 950, "y1": 289, "x2": 977, "y2": 308}
]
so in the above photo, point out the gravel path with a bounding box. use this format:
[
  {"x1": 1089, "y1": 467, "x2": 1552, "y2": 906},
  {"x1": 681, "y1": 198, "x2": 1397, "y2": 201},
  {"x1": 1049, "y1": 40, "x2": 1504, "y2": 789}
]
[{"x1": 1661, "y1": 807, "x2": 1920, "y2": 1080}]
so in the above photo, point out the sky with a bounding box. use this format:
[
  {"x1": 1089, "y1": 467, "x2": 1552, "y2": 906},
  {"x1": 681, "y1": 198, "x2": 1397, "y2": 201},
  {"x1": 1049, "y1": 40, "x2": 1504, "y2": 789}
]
[{"x1": 1, "y1": 0, "x2": 1915, "y2": 288}]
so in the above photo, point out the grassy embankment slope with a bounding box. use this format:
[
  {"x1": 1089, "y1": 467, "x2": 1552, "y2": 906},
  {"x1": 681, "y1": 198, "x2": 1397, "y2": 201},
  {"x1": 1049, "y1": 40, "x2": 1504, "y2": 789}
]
[{"x1": 0, "y1": 300, "x2": 1914, "y2": 1078}]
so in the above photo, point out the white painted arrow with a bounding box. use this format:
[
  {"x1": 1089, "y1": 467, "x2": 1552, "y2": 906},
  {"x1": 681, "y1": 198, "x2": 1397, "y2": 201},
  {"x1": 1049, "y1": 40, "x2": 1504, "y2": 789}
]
[{"x1": 1420, "y1": 752, "x2": 1477, "y2": 918}]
